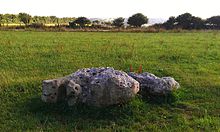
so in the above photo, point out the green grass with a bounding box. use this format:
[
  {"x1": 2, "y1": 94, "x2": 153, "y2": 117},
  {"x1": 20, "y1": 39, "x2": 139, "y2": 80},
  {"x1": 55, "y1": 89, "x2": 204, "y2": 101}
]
[{"x1": 0, "y1": 31, "x2": 220, "y2": 131}]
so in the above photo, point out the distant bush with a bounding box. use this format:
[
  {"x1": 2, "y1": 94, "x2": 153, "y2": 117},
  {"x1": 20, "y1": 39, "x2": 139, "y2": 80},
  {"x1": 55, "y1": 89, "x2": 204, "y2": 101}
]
[
  {"x1": 28, "y1": 23, "x2": 44, "y2": 28},
  {"x1": 69, "y1": 17, "x2": 91, "y2": 28},
  {"x1": 112, "y1": 17, "x2": 125, "y2": 27}
]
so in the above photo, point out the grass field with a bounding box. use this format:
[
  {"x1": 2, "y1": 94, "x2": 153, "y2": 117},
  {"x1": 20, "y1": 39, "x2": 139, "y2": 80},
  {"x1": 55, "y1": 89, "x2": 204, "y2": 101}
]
[{"x1": 0, "y1": 31, "x2": 220, "y2": 131}]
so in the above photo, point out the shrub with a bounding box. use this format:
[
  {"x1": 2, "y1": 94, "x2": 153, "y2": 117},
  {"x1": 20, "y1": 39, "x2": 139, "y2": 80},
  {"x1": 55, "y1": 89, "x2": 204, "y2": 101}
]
[{"x1": 28, "y1": 23, "x2": 44, "y2": 28}]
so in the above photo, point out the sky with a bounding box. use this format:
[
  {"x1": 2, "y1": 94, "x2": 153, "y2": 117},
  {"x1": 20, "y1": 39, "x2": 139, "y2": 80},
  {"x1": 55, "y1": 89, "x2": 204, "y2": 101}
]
[{"x1": 0, "y1": 0, "x2": 219, "y2": 19}]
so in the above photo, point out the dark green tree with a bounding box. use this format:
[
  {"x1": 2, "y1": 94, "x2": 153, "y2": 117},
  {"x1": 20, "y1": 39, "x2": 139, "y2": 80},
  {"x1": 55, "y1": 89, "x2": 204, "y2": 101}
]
[
  {"x1": 113, "y1": 17, "x2": 125, "y2": 27},
  {"x1": 190, "y1": 16, "x2": 205, "y2": 29},
  {"x1": 18, "y1": 13, "x2": 31, "y2": 25},
  {"x1": 206, "y1": 16, "x2": 220, "y2": 29},
  {"x1": 175, "y1": 13, "x2": 206, "y2": 29},
  {"x1": 69, "y1": 17, "x2": 91, "y2": 28},
  {"x1": 175, "y1": 13, "x2": 193, "y2": 29},
  {"x1": 127, "y1": 13, "x2": 148, "y2": 27},
  {"x1": 163, "y1": 16, "x2": 176, "y2": 29}
]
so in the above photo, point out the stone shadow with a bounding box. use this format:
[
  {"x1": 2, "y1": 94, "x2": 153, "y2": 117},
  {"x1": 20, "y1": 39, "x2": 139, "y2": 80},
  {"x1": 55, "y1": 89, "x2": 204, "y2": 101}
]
[
  {"x1": 141, "y1": 92, "x2": 178, "y2": 105},
  {"x1": 24, "y1": 95, "x2": 136, "y2": 122},
  {"x1": 24, "y1": 92, "x2": 178, "y2": 123}
]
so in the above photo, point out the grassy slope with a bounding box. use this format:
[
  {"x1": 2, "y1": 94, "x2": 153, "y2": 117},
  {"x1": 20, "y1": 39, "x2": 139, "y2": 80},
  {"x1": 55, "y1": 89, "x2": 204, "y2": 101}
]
[{"x1": 0, "y1": 31, "x2": 219, "y2": 131}]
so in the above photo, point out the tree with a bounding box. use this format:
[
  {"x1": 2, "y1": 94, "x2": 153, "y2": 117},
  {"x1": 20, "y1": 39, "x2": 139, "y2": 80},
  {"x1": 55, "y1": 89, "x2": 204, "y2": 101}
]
[
  {"x1": 128, "y1": 13, "x2": 148, "y2": 27},
  {"x1": 0, "y1": 14, "x2": 3, "y2": 26},
  {"x1": 206, "y1": 16, "x2": 220, "y2": 29},
  {"x1": 163, "y1": 16, "x2": 176, "y2": 29},
  {"x1": 32, "y1": 16, "x2": 40, "y2": 23},
  {"x1": 8, "y1": 14, "x2": 17, "y2": 23},
  {"x1": 39, "y1": 16, "x2": 47, "y2": 24},
  {"x1": 113, "y1": 17, "x2": 125, "y2": 27},
  {"x1": 75, "y1": 17, "x2": 91, "y2": 27},
  {"x1": 4, "y1": 14, "x2": 11, "y2": 25},
  {"x1": 190, "y1": 16, "x2": 205, "y2": 29},
  {"x1": 92, "y1": 20, "x2": 100, "y2": 24},
  {"x1": 175, "y1": 13, "x2": 206, "y2": 29},
  {"x1": 175, "y1": 13, "x2": 193, "y2": 29},
  {"x1": 69, "y1": 17, "x2": 91, "y2": 28},
  {"x1": 50, "y1": 16, "x2": 57, "y2": 24},
  {"x1": 18, "y1": 13, "x2": 31, "y2": 25}
]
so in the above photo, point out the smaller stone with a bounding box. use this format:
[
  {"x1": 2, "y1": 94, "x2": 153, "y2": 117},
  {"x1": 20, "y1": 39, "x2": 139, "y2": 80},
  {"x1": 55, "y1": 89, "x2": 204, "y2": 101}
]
[
  {"x1": 41, "y1": 77, "x2": 68, "y2": 103},
  {"x1": 128, "y1": 72, "x2": 180, "y2": 95}
]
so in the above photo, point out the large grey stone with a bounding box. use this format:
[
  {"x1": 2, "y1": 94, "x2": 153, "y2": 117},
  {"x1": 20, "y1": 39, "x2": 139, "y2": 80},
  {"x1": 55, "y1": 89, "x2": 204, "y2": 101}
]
[
  {"x1": 42, "y1": 67, "x2": 139, "y2": 107},
  {"x1": 128, "y1": 72, "x2": 180, "y2": 95}
]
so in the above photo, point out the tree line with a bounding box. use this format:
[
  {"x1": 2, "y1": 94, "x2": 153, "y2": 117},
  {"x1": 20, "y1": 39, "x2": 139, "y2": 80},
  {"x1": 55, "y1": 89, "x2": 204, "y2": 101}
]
[
  {"x1": 161, "y1": 13, "x2": 220, "y2": 30},
  {"x1": 69, "y1": 13, "x2": 148, "y2": 28},
  {"x1": 110, "y1": 12, "x2": 220, "y2": 30},
  {"x1": 70, "y1": 13, "x2": 220, "y2": 30},
  {"x1": 0, "y1": 12, "x2": 148, "y2": 28},
  {"x1": 0, "y1": 12, "x2": 220, "y2": 30},
  {"x1": 0, "y1": 13, "x2": 74, "y2": 26}
]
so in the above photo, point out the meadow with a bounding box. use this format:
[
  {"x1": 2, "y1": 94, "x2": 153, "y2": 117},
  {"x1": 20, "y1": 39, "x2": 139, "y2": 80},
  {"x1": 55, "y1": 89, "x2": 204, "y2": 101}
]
[{"x1": 0, "y1": 31, "x2": 219, "y2": 131}]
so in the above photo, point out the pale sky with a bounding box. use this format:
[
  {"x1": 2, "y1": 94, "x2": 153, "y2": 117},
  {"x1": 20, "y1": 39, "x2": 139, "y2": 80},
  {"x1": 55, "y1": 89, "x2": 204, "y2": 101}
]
[{"x1": 0, "y1": 0, "x2": 219, "y2": 19}]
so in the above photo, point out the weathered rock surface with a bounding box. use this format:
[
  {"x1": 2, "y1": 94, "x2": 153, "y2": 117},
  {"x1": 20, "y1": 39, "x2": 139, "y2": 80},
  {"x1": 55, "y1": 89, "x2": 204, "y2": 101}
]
[
  {"x1": 42, "y1": 77, "x2": 69, "y2": 103},
  {"x1": 42, "y1": 67, "x2": 139, "y2": 107},
  {"x1": 128, "y1": 72, "x2": 180, "y2": 95}
]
